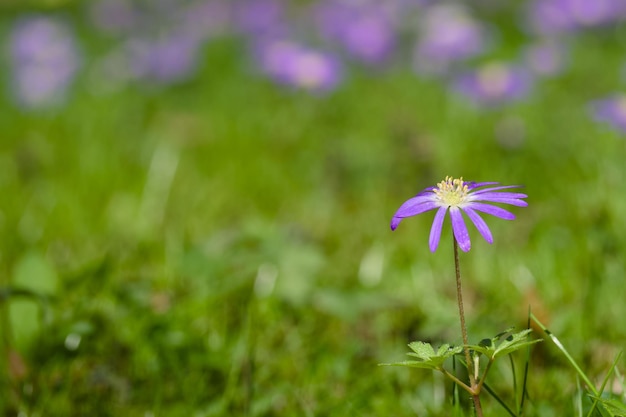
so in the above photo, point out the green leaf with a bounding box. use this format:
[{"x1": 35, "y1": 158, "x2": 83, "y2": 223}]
[
  {"x1": 588, "y1": 395, "x2": 626, "y2": 417},
  {"x1": 588, "y1": 351, "x2": 624, "y2": 417},
  {"x1": 9, "y1": 251, "x2": 58, "y2": 350},
  {"x1": 380, "y1": 341, "x2": 463, "y2": 370},
  {"x1": 467, "y1": 328, "x2": 541, "y2": 360}
]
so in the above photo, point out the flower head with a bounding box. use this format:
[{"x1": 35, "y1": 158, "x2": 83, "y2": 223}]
[
  {"x1": 391, "y1": 177, "x2": 528, "y2": 252},
  {"x1": 413, "y1": 4, "x2": 487, "y2": 75},
  {"x1": 9, "y1": 16, "x2": 80, "y2": 109},
  {"x1": 453, "y1": 62, "x2": 533, "y2": 107},
  {"x1": 589, "y1": 94, "x2": 626, "y2": 133},
  {"x1": 256, "y1": 40, "x2": 342, "y2": 92}
]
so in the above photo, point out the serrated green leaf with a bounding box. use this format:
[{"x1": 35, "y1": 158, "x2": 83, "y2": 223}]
[
  {"x1": 493, "y1": 326, "x2": 516, "y2": 340},
  {"x1": 437, "y1": 343, "x2": 462, "y2": 357},
  {"x1": 407, "y1": 341, "x2": 436, "y2": 359},
  {"x1": 380, "y1": 342, "x2": 463, "y2": 370},
  {"x1": 467, "y1": 329, "x2": 541, "y2": 360},
  {"x1": 494, "y1": 330, "x2": 541, "y2": 357}
]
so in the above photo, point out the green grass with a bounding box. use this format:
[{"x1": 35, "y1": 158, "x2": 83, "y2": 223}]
[{"x1": 1, "y1": 20, "x2": 626, "y2": 416}]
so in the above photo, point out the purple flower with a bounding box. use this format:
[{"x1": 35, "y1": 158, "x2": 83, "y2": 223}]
[
  {"x1": 523, "y1": 39, "x2": 568, "y2": 77},
  {"x1": 8, "y1": 16, "x2": 80, "y2": 108},
  {"x1": 256, "y1": 40, "x2": 342, "y2": 92},
  {"x1": 526, "y1": 0, "x2": 577, "y2": 35},
  {"x1": 526, "y1": 0, "x2": 626, "y2": 35},
  {"x1": 454, "y1": 62, "x2": 533, "y2": 106},
  {"x1": 92, "y1": 30, "x2": 202, "y2": 87},
  {"x1": 178, "y1": 0, "x2": 232, "y2": 42},
  {"x1": 314, "y1": 1, "x2": 396, "y2": 65},
  {"x1": 413, "y1": 4, "x2": 487, "y2": 74},
  {"x1": 88, "y1": 0, "x2": 139, "y2": 35},
  {"x1": 128, "y1": 34, "x2": 202, "y2": 82},
  {"x1": 233, "y1": 0, "x2": 285, "y2": 36},
  {"x1": 589, "y1": 94, "x2": 626, "y2": 133},
  {"x1": 391, "y1": 177, "x2": 528, "y2": 252}
]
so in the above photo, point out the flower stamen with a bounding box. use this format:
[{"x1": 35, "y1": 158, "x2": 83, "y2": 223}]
[{"x1": 434, "y1": 176, "x2": 469, "y2": 207}]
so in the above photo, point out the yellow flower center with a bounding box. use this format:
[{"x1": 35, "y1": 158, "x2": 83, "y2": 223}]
[{"x1": 433, "y1": 176, "x2": 468, "y2": 207}]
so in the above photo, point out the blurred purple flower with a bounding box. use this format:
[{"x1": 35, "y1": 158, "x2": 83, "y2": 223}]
[
  {"x1": 527, "y1": 0, "x2": 626, "y2": 35},
  {"x1": 126, "y1": 34, "x2": 202, "y2": 83},
  {"x1": 526, "y1": 0, "x2": 576, "y2": 35},
  {"x1": 8, "y1": 16, "x2": 80, "y2": 109},
  {"x1": 413, "y1": 4, "x2": 487, "y2": 75},
  {"x1": 178, "y1": 0, "x2": 233, "y2": 42},
  {"x1": 523, "y1": 40, "x2": 568, "y2": 77},
  {"x1": 454, "y1": 62, "x2": 533, "y2": 106},
  {"x1": 94, "y1": 31, "x2": 203, "y2": 87},
  {"x1": 589, "y1": 94, "x2": 626, "y2": 133},
  {"x1": 233, "y1": 0, "x2": 285, "y2": 36},
  {"x1": 314, "y1": 1, "x2": 396, "y2": 65},
  {"x1": 89, "y1": 0, "x2": 233, "y2": 43},
  {"x1": 391, "y1": 177, "x2": 528, "y2": 252},
  {"x1": 256, "y1": 40, "x2": 342, "y2": 92},
  {"x1": 88, "y1": 0, "x2": 139, "y2": 35}
]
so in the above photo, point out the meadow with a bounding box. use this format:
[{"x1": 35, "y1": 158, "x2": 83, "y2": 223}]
[{"x1": 1, "y1": 0, "x2": 626, "y2": 415}]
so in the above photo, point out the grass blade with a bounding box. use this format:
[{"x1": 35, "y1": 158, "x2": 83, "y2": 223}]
[
  {"x1": 519, "y1": 310, "x2": 533, "y2": 415},
  {"x1": 587, "y1": 351, "x2": 624, "y2": 417},
  {"x1": 531, "y1": 313, "x2": 598, "y2": 396},
  {"x1": 482, "y1": 381, "x2": 517, "y2": 417}
]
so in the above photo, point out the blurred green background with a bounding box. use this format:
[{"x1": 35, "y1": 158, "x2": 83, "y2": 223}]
[{"x1": 1, "y1": 0, "x2": 626, "y2": 415}]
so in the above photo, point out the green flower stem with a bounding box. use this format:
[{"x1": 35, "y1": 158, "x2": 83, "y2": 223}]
[
  {"x1": 440, "y1": 367, "x2": 472, "y2": 394},
  {"x1": 453, "y1": 238, "x2": 484, "y2": 416},
  {"x1": 476, "y1": 358, "x2": 495, "y2": 394}
]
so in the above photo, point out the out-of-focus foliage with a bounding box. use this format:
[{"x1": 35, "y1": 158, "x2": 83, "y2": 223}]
[{"x1": 1, "y1": 0, "x2": 625, "y2": 415}]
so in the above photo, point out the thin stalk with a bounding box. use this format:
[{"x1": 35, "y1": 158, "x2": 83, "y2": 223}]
[
  {"x1": 530, "y1": 313, "x2": 598, "y2": 396},
  {"x1": 440, "y1": 367, "x2": 472, "y2": 394},
  {"x1": 519, "y1": 309, "x2": 533, "y2": 415},
  {"x1": 509, "y1": 354, "x2": 518, "y2": 409},
  {"x1": 453, "y1": 238, "x2": 483, "y2": 416},
  {"x1": 476, "y1": 358, "x2": 495, "y2": 394}
]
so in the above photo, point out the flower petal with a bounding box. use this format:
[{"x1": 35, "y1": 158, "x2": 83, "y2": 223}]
[
  {"x1": 393, "y1": 199, "x2": 440, "y2": 219},
  {"x1": 416, "y1": 186, "x2": 437, "y2": 196},
  {"x1": 471, "y1": 185, "x2": 524, "y2": 194},
  {"x1": 450, "y1": 207, "x2": 471, "y2": 252},
  {"x1": 463, "y1": 207, "x2": 493, "y2": 244},
  {"x1": 428, "y1": 206, "x2": 447, "y2": 252},
  {"x1": 469, "y1": 192, "x2": 527, "y2": 200},
  {"x1": 468, "y1": 196, "x2": 528, "y2": 207},
  {"x1": 467, "y1": 181, "x2": 499, "y2": 190},
  {"x1": 468, "y1": 202, "x2": 516, "y2": 220},
  {"x1": 390, "y1": 216, "x2": 402, "y2": 230}
]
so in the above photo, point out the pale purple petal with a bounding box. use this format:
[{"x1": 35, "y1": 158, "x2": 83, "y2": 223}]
[
  {"x1": 469, "y1": 197, "x2": 528, "y2": 207},
  {"x1": 429, "y1": 207, "x2": 448, "y2": 252},
  {"x1": 390, "y1": 216, "x2": 402, "y2": 230},
  {"x1": 393, "y1": 199, "x2": 439, "y2": 219},
  {"x1": 470, "y1": 191, "x2": 527, "y2": 199},
  {"x1": 450, "y1": 207, "x2": 471, "y2": 251},
  {"x1": 463, "y1": 207, "x2": 493, "y2": 244},
  {"x1": 467, "y1": 181, "x2": 499, "y2": 190},
  {"x1": 468, "y1": 202, "x2": 516, "y2": 220},
  {"x1": 416, "y1": 186, "x2": 437, "y2": 196},
  {"x1": 471, "y1": 185, "x2": 523, "y2": 194}
]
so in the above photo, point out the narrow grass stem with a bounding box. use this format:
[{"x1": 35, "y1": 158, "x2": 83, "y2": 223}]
[
  {"x1": 453, "y1": 238, "x2": 483, "y2": 416},
  {"x1": 530, "y1": 313, "x2": 598, "y2": 396}
]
